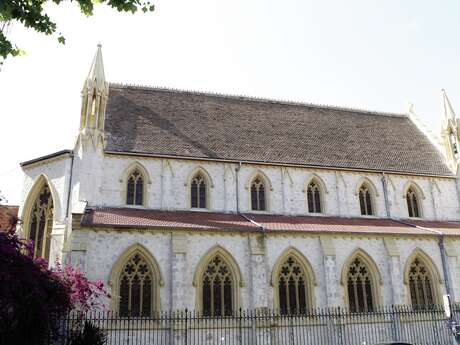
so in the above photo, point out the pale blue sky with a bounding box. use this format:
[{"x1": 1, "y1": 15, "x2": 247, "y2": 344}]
[{"x1": 1, "y1": 0, "x2": 459, "y2": 204}]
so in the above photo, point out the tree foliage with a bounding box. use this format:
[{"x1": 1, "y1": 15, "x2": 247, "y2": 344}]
[
  {"x1": 0, "y1": 0, "x2": 155, "y2": 63},
  {"x1": 0, "y1": 225, "x2": 109, "y2": 344}
]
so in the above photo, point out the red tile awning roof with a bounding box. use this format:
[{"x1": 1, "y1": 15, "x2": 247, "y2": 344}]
[{"x1": 80, "y1": 207, "x2": 460, "y2": 236}]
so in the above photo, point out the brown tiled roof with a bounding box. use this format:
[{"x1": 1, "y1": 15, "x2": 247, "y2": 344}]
[
  {"x1": 81, "y1": 208, "x2": 257, "y2": 231},
  {"x1": 105, "y1": 84, "x2": 452, "y2": 176},
  {"x1": 80, "y1": 207, "x2": 460, "y2": 236},
  {"x1": 0, "y1": 205, "x2": 19, "y2": 231}
]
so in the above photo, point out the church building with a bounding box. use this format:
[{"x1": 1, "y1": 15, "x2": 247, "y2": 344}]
[{"x1": 17, "y1": 45, "x2": 460, "y2": 316}]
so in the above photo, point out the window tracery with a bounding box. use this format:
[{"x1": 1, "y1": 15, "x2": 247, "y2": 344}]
[
  {"x1": 251, "y1": 177, "x2": 266, "y2": 211},
  {"x1": 28, "y1": 185, "x2": 53, "y2": 260},
  {"x1": 408, "y1": 257, "x2": 434, "y2": 307},
  {"x1": 347, "y1": 256, "x2": 374, "y2": 312},
  {"x1": 127, "y1": 169, "x2": 144, "y2": 206},
  {"x1": 278, "y1": 255, "x2": 309, "y2": 314},
  {"x1": 202, "y1": 254, "x2": 233, "y2": 317},
  {"x1": 119, "y1": 252, "x2": 154, "y2": 316},
  {"x1": 191, "y1": 173, "x2": 207, "y2": 208}
]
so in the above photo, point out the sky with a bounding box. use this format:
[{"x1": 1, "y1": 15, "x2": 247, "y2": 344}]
[{"x1": 1, "y1": 0, "x2": 460, "y2": 205}]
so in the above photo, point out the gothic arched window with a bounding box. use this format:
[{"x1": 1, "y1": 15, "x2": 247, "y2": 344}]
[
  {"x1": 191, "y1": 173, "x2": 207, "y2": 208},
  {"x1": 347, "y1": 256, "x2": 375, "y2": 312},
  {"x1": 119, "y1": 252, "x2": 154, "y2": 317},
  {"x1": 126, "y1": 169, "x2": 144, "y2": 206},
  {"x1": 307, "y1": 181, "x2": 322, "y2": 213},
  {"x1": 202, "y1": 254, "x2": 233, "y2": 317},
  {"x1": 28, "y1": 184, "x2": 54, "y2": 260},
  {"x1": 359, "y1": 184, "x2": 374, "y2": 216},
  {"x1": 408, "y1": 257, "x2": 434, "y2": 307},
  {"x1": 278, "y1": 256, "x2": 309, "y2": 314},
  {"x1": 251, "y1": 177, "x2": 266, "y2": 211},
  {"x1": 406, "y1": 188, "x2": 420, "y2": 218}
]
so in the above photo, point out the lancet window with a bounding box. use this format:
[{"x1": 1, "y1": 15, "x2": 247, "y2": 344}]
[
  {"x1": 359, "y1": 184, "x2": 374, "y2": 216},
  {"x1": 406, "y1": 187, "x2": 420, "y2": 218},
  {"x1": 191, "y1": 173, "x2": 207, "y2": 208},
  {"x1": 126, "y1": 169, "x2": 144, "y2": 206},
  {"x1": 251, "y1": 177, "x2": 266, "y2": 211},
  {"x1": 307, "y1": 181, "x2": 322, "y2": 213},
  {"x1": 28, "y1": 184, "x2": 54, "y2": 260}
]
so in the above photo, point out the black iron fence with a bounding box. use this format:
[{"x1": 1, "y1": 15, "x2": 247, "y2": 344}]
[{"x1": 46, "y1": 305, "x2": 460, "y2": 344}]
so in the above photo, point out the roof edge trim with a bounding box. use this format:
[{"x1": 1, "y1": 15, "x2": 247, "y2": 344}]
[
  {"x1": 20, "y1": 150, "x2": 73, "y2": 167},
  {"x1": 109, "y1": 82, "x2": 408, "y2": 118}
]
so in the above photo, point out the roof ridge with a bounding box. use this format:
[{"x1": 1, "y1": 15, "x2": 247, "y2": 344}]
[{"x1": 109, "y1": 82, "x2": 408, "y2": 118}]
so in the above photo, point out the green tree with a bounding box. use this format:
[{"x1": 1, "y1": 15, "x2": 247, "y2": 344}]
[{"x1": 0, "y1": 0, "x2": 154, "y2": 64}]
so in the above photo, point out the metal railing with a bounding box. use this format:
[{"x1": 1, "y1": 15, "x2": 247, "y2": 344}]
[{"x1": 51, "y1": 305, "x2": 460, "y2": 344}]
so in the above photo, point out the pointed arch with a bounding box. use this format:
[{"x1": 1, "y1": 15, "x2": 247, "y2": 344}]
[
  {"x1": 185, "y1": 166, "x2": 214, "y2": 209},
  {"x1": 21, "y1": 174, "x2": 58, "y2": 261},
  {"x1": 354, "y1": 177, "x2": 379, "y2": 197},
  {"x1": 109, "y1": 243, "x2": 164, "y2": 314},
  {"x1": 404, "y1": 248, "x2": 444, "y2": 285},
  {"x1": 193, "y1": 245, "x2": 243, "y2": 315},
  {"x1": 304, "y1": 174, "x2": 328, "y2": 214},
  {"x1": 271, "y1": 247, "x2": 317, "y2": 312},
  {"x1": 245, "y1": 170, "x2": 274, "y2": 191},
  {"x1": 21, "y1": 174, "x2": 60, "y2": 224},
  {"x1": 341, "y1": 248, "x2": 382, "y2": 312},
  {"x1": 246, "y1": 170, "x2": 272, "y2": 212},
  {"x1": 185, "y1": 166, "x2": 215, "y2": 188},
  {"x1": 355, "y1": 178, "x2": 378, "y2": 216},
  {"x1": 402, "y1": 181, "x2": 425, "y2": 200},
  {"x1": 403, "y1": 248, "x2": 442, "y2": 305},
  {"x1": 120, "y1": 162, "x2": 151, "y2": 206}
]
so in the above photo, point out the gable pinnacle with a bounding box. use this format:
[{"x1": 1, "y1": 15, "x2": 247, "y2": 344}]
[
  {"x1": 86, "y1": 44, "x2": 106, "y2": 91},
  {"x1": 442, "y1": 89, "x2": 456, "y2": 120}
]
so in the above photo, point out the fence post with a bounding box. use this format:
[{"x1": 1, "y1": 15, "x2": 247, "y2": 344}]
[
  {"x1": 238, "y1": 308, "x2": 243, "y2": 345},
  {"x1": 336, "y1": 307, "x2": 344, "y2": 345},
  {"x1": 391, "y1": 305, "x2": 402, "y2": 341},
  {"x1": 184, "y1": 309, "x2": 188, "y2": 345}
]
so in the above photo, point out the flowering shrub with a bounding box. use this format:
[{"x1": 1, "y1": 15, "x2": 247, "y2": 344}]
[
  {"x1": 0, "y1": 225, "x2": 109, "y2": 345},
  {"x1": 54, "y1": 263, "x2": 109, "y2": 313}
]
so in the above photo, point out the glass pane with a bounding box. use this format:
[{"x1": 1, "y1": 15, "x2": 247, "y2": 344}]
[
  {"x1": 259, "y1": 185, "x2": 266, "y2": 211},
  {"x1": 131, "y1": 275, "x2": 141, "y2": 316},
  {"x1": 199, "y1": 181, "x2": 206, "y2": 208},
  {"x1": 251, "y1": 185, "x2": 258, "y2": 210},
  {"x1": 127, "y1": 178, "x2": 135, "y2": 205},
  {"x1": 135, "y1": 178, "x2": 143, "y2": 205},
  {"x1": 142, "y1": 277, "x2": 152, "y2": 316},
  {"x1": 279, "y1": 277, "x2": 287, "y2": 314},
  {"x1": 307, "y1": 188, "x2": 314, "y2": 213},
  {"x1": 203, "y1": 277, "x2": 211, "y2": 316},
  {"x1": 119, "y1": 277, "x2": 130, "y2": 317},
  {"x1": 224, "y1": 277, "x2": 232, "y2": 316},
  {"x1": 314, "y1": 189, "x2": 321, "y2": 213},
  {"x1": 191, "y1": 180, "x2": 198, "y2": 208}
]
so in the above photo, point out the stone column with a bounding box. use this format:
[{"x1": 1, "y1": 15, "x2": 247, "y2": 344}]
[
  {"x1": 249, "y1": 234, "x2": 269, "y2": 309},
  {"x1": 445, "y1": 240, "x2": 459, "y2": 302},
  {"x1": 320, "y1": 236, "x2": 340, "y2": 307},
  {"x1": 248, "y1": 234, "x2": 271, "y2": 345},
  {"x1": 384, "y1": 238, "x2": 404, "y2": 305},
  {"x1": 171, "y1": 233, "x2": 188, "y2": 311}
]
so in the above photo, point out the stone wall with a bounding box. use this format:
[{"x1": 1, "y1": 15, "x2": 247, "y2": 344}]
[{"x1": 77, "y1": 229, "x2": 453, "y2": 310}]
